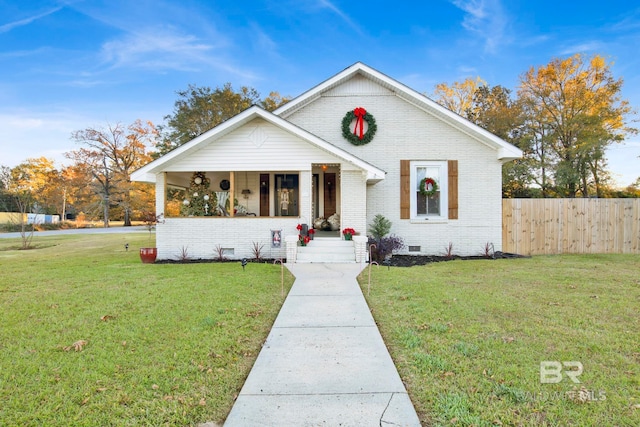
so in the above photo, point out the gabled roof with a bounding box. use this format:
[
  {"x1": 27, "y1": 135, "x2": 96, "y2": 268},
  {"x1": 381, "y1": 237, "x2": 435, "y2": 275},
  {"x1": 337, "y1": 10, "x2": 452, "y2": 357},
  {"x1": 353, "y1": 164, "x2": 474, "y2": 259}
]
[
  {"x1": 274, "y1": 62, "x2": 522, "y2": 161},
  {"x1": 131, "y1": 106, "x2": 386, "y2": 183}
]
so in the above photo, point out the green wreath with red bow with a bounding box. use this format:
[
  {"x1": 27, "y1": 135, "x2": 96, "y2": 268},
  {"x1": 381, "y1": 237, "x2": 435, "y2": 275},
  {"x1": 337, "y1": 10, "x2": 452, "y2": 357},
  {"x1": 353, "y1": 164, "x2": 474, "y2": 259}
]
[
  {"x1": 419, "y1": 177, "x2": 438, "y2": 197},
  {"x1": 341, "y1": 107, "x2": 377, "y2": 145}
]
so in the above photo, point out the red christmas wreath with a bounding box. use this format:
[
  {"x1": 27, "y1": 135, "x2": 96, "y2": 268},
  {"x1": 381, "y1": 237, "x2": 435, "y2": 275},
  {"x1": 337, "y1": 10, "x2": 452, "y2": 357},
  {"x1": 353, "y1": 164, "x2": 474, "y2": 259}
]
[
  {"x1": 341, "y1": 107, "x2": 377, "y2": 145},
  {"x1": 419, "y1": 177, "x2": 438, "y2": 197}
]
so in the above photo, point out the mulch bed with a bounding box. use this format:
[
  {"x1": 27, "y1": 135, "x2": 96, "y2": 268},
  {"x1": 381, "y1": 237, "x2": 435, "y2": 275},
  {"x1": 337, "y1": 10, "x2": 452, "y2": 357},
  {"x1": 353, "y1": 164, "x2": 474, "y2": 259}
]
[
  {"x1": 155, "y1": 252, "x2": 528, "y2": 267},
  {"x1": 380, "y1": 252, "x2": 529, "y2": 267}
]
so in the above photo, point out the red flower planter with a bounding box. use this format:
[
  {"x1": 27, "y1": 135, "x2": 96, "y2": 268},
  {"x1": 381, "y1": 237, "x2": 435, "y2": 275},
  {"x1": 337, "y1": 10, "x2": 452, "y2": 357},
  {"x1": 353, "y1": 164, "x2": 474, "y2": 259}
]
[{"x1": 139, "y1": 248, "x2": 157, "y2": 264}]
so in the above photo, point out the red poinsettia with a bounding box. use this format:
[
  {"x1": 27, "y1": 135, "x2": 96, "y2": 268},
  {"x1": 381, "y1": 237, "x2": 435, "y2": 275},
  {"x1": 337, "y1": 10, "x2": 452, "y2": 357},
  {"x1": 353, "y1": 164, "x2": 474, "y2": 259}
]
[
  {"x1": 298, "y1": 234, "x2": 311, "y2": 246},
  {"x1": 342, "y1": 228, "x2": 356, "y2": 236}
]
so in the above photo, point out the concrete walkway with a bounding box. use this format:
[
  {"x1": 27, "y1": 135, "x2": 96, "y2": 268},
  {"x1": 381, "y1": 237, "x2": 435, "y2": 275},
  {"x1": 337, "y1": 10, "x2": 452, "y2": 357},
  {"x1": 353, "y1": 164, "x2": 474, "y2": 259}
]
[{"x1": 224, "y1": 263, "x2": 421, "y2": 426}]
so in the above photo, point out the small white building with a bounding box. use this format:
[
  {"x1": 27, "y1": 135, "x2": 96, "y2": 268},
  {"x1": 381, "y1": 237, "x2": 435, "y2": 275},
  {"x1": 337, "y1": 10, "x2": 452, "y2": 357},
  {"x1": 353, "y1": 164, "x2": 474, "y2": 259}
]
[{"x1": 131, "y1": 63, "x2": 521, "y2": 262}]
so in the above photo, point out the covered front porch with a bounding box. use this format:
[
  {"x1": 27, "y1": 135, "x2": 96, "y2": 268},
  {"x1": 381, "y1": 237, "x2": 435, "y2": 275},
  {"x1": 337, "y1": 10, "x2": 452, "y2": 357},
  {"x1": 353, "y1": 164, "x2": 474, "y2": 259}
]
[
  {"x1": 130, "y1": 107, "x2": 386, "y2": 262},
  {"x1": 152, "y1": 164, "x2": 372, "y2": 261},
  {"x1": 160, "y1": 163, "x2": 344, "y2": 222}
]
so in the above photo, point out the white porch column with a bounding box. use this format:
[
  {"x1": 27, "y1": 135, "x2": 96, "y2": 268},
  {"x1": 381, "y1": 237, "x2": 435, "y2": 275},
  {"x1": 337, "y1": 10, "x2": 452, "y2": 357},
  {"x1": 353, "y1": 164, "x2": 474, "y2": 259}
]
[
  {"x1": 156, "y1": 172, "x2": 166, "y2": 216},
  {"x1": 299, "y1": 170, "x2": 312, "y2": 224}
]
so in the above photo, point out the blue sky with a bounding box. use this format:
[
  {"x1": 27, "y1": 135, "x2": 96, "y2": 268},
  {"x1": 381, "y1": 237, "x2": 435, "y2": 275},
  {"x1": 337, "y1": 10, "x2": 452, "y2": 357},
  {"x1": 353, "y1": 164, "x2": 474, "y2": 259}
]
[{"x1": 1, "y1": 0, "x2": 639, "y2": 186}]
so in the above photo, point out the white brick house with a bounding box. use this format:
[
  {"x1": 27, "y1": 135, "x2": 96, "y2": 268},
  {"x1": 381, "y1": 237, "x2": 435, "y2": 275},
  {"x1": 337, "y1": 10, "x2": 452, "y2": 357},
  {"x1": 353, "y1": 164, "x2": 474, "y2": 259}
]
[{"x1": 131, "y1": 63, "x2": 521, "y2": 262}]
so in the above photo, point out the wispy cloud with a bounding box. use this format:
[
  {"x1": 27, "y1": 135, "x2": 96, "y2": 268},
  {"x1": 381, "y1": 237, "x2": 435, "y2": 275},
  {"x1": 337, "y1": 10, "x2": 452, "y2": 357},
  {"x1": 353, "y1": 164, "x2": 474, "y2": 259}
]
[
  {"x1": 609, "y1": 8, "x2": 640, "y2": 32},
  {"x1": 518, "y1": 34, "x2": 551, "y2": 48},
  {"x1": 317, "y1": 0, "x2": 364, "y2": 36},
  {"x1": 100, "y1": 27, "x2": 214, "y2": 72},
  {"x1": 0, "y1": 6, "x2": 63, "y2": 34},
  {"x1": 0, "y1": 110, "x2": 89, "y2": 166},
  {"x1": 558, "y1": 41, "x2": 604, "y2": 56},
  {"x1": 457, "y1": 65, "x2": 479, "y2": 75},
  {"x1": 450, "y1": 0, "x2": 508, "y2": 53},
  {"x1": 60, "y1": 1, "x2": 260, "y2": 83},
  {"x1": 97, "y1": 26, "x2": 258, "y2": 81},
  {"x1": 249, "y1": 23, "x2": 280, "y2": 59},
  {"x1": 0, "y1": 47, "x2": 51, "y2": 59}
]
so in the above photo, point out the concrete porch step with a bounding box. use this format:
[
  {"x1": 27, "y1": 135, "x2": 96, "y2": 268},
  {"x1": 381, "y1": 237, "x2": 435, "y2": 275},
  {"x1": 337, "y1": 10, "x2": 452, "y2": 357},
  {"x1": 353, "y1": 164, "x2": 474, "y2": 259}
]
[
  {"x1": 307, "y1": 237, "x2": 353, "y2": 245},
  {"x1": 296, "y1": 238, "x2": 356, "y2": 263}
]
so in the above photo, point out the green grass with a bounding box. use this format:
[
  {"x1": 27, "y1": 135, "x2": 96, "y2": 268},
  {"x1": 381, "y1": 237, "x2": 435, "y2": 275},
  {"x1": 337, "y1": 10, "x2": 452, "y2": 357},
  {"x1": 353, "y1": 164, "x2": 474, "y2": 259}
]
[
  {"x1": 360, "y1": 255, "x2": 640, "y2": 426},
  {"x1": 0, "y1": 234, "x2": 294, "y2": 426}
]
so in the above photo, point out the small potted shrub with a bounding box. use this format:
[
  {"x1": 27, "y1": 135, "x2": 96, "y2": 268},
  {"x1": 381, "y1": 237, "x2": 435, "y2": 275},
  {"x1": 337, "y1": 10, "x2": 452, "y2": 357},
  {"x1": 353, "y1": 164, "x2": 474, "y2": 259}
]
[{"x1": 140, "y1": 212, "x2": 164, "y2": 263}]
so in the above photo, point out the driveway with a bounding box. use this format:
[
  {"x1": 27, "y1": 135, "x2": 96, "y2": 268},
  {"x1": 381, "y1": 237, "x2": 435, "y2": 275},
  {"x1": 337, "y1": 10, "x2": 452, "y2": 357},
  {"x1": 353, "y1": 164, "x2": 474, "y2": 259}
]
[{"x1": 0, "y1": 226, "x2": 148, "y2": 239}]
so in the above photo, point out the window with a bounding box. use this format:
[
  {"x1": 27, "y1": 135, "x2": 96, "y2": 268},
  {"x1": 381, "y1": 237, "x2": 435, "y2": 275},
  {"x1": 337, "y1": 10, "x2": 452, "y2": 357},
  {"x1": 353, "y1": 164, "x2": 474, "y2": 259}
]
[
  {"x1": 274, "y1": 174, "x2": 298, "y2": 216},
  {"x1": 401, "y1": 160, "x2": 457, "y2": 221},
  {"x1": 410, "y1": 161, "x2": 448, "y2": 220}
]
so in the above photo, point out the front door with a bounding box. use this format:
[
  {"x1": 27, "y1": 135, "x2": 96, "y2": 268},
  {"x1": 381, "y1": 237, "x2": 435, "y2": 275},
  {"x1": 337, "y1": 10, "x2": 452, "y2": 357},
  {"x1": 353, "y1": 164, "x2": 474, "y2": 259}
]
[
  {"x1": 259, "y1": 174, "x2": 269, "y2": 216},
  {"x1": 323, "y1": 173, "x2": 336, "y2": 218}
]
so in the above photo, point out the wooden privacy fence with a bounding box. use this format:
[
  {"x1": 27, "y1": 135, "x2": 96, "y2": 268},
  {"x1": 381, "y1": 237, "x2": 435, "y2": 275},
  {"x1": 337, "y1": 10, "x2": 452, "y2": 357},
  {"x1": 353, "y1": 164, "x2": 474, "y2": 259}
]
[{"x1": 503, "y1": 199, "x2": 640, "y2": 255}]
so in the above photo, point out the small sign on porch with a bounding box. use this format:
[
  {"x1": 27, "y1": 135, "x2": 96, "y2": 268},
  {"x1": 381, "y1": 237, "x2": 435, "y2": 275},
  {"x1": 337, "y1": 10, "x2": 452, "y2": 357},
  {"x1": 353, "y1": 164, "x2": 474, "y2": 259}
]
[{"x1": 271, "y1": 229, "x2": 282, "y2": 248}]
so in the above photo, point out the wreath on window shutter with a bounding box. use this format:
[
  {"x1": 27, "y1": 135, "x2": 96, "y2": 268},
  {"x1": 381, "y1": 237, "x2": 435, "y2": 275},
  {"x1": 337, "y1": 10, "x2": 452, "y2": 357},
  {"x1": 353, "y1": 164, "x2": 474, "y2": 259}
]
[{"x1": 399, "y1": 160, "x2": 458, "y2": 220}]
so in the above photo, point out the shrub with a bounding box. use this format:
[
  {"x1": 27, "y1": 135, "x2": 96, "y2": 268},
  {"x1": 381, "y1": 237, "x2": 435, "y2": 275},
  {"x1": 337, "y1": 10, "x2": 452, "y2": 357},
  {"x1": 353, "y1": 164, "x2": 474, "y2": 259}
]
[
  {"x1": 368, "y1": 214, "x2": 392, "y2": 240},
  {"x1": 213, "y1": 244, "x2": 226, "y2": 261},
  {"x1": 251, "y1": 242, "x2": 264, "y2": 261},
  {"x1": 177, "y1": 246, "x2": 190, "y2": 261},
  {"x1": 443, "y1": 242, "x2": 454, "y2": 260},
  {"x1": 368, "y1": 235, "x2": 405, "y2": 263},
  {"x1": 367, "y1": 214, "x2": 404, "y2": 262}
]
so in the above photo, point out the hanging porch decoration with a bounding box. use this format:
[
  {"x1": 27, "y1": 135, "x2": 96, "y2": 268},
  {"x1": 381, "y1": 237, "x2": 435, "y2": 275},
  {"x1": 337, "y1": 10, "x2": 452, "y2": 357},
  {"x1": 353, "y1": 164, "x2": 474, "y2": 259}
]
[
  {"x1": 419, "y1": 177, "x2": 439, "y2": 197},
  {"x1": 341, "y1": 107, "x2": 377, "y2": 145}
]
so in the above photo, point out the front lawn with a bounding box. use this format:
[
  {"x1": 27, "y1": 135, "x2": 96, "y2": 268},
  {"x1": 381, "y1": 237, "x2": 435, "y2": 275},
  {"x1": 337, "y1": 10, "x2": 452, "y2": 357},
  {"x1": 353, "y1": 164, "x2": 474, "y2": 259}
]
[
  {"x1": 2, "y1": 234, "x2": 637, "y2": 426},
  {"x1": 0, "y1": 233, "x2": 293, "y2": 426},
  {"x1": 361, "y1": 254, "x2": 640, "y2": 426}
]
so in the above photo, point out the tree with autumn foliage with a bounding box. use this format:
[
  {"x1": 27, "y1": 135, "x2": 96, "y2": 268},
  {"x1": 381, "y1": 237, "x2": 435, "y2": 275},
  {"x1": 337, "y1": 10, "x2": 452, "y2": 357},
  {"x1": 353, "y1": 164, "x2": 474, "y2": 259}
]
[
  {"x1": 432, "y1": 77, "x2": 485, "y2": 117},
  {"x1": 1, "y1": 157, "x2": 64, "y2": 214},
  {"x1": 518, "y1": 54, "x2": 636, "y2": 197},
  {"x1": 67, "y1": 120, "x2": 158, "y2": 227},
  {"x1": 433, "y1": 78, "x2": 531, "y2": 196},
  {"x1": 155, "y1": 83, "x2": 290, "y2": 157},
  {"x1": 433, "y1": 54, "x2": 636, "y2": 198},
  {"x1": 0, "y1": 159, "x2": 61, "y2": 247}
]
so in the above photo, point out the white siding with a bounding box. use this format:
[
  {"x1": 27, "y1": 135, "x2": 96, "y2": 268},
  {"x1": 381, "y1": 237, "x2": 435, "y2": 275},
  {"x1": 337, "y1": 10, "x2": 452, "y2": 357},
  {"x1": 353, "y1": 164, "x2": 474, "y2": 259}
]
[
  {"x1": 324, "y1": 74, "x2": 394, "y2": 97},
  {"x1": 155, "y1": 170, "x2": 314, "y2": 261},
  {"x1": 166, "y1": 119, "x2": 361, "y2": 172},
  {"x1": 340, "y1": 170, "x2": 368, "y2": 238},
  {"x1": 156, "y1": 217, "x2": 297, "y2": 261},
  {"x1": 286, "y1": 76, "x2": 504, "y2": 256}
]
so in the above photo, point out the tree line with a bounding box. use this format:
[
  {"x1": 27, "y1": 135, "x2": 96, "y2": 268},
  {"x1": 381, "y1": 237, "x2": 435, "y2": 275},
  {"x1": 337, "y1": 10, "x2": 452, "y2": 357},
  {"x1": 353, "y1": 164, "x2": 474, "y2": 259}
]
[
  {"x1": 1, "y1": 53, "x2": 638, "y2": 227},
  {"x1": 0, "y1": 86, "x2": 290, "y2": 227},
  {"x1": 432, "y1": 53, "x2": 638, "y2": 198}
]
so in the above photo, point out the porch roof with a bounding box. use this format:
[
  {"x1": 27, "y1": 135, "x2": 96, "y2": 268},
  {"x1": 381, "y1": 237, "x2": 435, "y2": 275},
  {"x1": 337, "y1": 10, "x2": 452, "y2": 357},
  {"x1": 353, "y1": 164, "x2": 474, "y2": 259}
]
[{"x1": 131, "y1": 106, "x2": 386, "y2": 184}]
